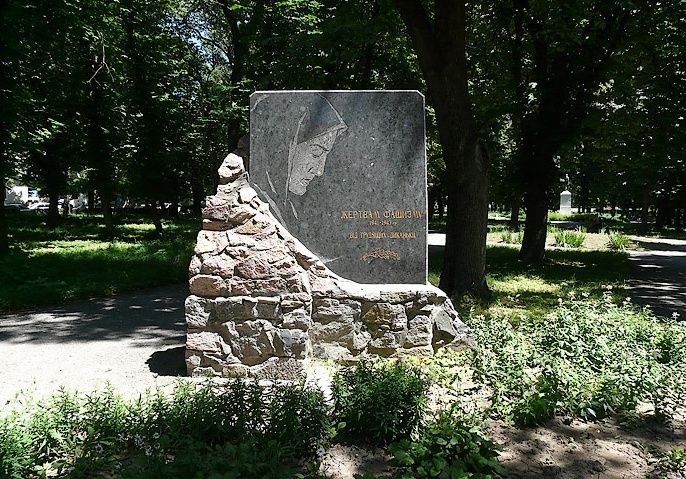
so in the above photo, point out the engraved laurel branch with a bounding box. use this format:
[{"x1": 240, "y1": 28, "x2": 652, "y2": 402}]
[{"x1": 361, "y1": 248, "x2": 401, "y2": 262}]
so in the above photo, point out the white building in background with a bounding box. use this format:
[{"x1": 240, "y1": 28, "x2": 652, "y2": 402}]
[
  {"x1": 5, "y1": 186, "x2": 28, "y2": 204},
  {"x1": 4, "y1": 185, "x2": 40, "y2": 205}
]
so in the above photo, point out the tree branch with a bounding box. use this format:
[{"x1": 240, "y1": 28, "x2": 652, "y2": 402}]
[{"x1": 392, "y1": 0, "x2": 440, "y2": 81}]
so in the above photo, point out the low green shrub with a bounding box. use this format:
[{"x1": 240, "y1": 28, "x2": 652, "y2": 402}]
[
  {"x1": 552, "y1": 227, "x2": 586, "y2": 248},
  {"x1": 653, "y1": 447, "x2": 686, "y2": 476},
  {"x1": 0, "y1": 415, "x2": 33, "y2": 479},
  {"x1": 332, "y1": 361, "x2": 429, "y2": 445},
  {"x1": 500, "y1": 230, "x2": 522, "y2": 245},
  {"x1": 0, "y1": 381, "x2": 332, "y2": 479},
  {"x1": 391, "y1": 410, "x2": 504, "y2": 479},
  {"x1": 607, "y1": 231, "x2": 631, "y2": 250},
  {"x1": 467, "y1": 295, "x2": 686, "y2": 426}
]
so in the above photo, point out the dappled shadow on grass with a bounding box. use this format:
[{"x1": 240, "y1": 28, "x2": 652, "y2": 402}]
[
  {"x1": 429, "y1": 245, "x2": 628, "y2": 287},
  {"x1": 6, "y1": 212, "x2": 199, "y2": 245},
  {"x1": 0, "y1": 284, "x2": 186, "y2": 345},
  {"x1": 485, "y1": 246, "x2": 629, "y2": 284},
  {"x1": 428, "y1": 245, "x2": 629, "y2": 317},
  {"x1": 0, "y1": 236, "x2": 194, "y2": 312}
]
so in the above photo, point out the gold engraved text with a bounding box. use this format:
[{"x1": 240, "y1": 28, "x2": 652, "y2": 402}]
[
  {"x1": 361, "y1": 248, "x2": 401, "y2": 262},
  {"x1": 341, "y1": 209, "x2": 423, "y2": 220},
  {"x1": 348, "y1": 231, "x2": 417, "y2": 240}
]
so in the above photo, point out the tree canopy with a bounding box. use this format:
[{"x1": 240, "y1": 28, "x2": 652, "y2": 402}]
[{"x1": 1, "y1": 0, "x2": 683, "y2": 278}]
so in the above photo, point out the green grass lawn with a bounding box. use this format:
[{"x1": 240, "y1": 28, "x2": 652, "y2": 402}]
[
  {"x1": 2, "y1": 212, "x2": 630, "y2": 314},
  {"x1": 429, "y1": 244, "x2": 630, "y2": 319},
  {"x1": 0, "y1": 213, "x2": 197, "y2": 312}
]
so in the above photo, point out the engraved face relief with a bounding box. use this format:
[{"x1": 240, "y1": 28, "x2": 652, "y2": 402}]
[
  {"x1": 288, "y1": 129, "x2": 338, "y2": 195},
  {"x1": 285, "y1": 96, "x2": 347, "y2": 199}
]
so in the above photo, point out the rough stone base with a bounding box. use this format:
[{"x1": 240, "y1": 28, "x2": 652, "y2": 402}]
[{"x1": 185, "y1": 153, "x2": 469, "y2": 379}]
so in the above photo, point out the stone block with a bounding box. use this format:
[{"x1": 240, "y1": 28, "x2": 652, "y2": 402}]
[
  {"x1": 218, "y1": 153, "x2": 245, "y2": 184},
  {"x1": 189, "y1": 274, "x2": 228, "y2": 297},
  {"x1": 282, "y1": 309, "x2": 312, "y2": 330},
  {"x1": 254, "y1": 296, "x2": 280, "y2": 319},
  {"x1": 185, "y1": 295, "x2": 213, "y2": 329},
  {"x1": 194, "y1": 230, "x2": 229, "y2": 255},
  {"x1": 273, "y1": 329, "x2": 309, "y2": 358},
  {"x1": 362, "y1": 303, "x2": 407, "y2": 333},
  {"x1": 313, "y1": 298, "x2": 361, "y2": 323},
  {"x1": 187, "y1": 331, "x2": 224, "y2": 353},
  {"x1": 404, "y1": 315, "x2": 433, "y2": 348},
  {"x1": 214, "y1": 296, "x2": 257, "y2": 321}
]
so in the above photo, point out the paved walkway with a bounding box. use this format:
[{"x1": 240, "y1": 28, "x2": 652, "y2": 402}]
[
  {"x1": 0, "y1": 285, "x2": 188, "y2": 406},
  {"x1": 627, "y1": 237, "x2": 686, "y2": 318}
]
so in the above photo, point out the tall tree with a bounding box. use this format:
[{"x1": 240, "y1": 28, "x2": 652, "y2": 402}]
[
  {"x1": 393, "y1": 0, "x2": 490, "y2": 296},
  {"x1": 511, "y1": 0, "x2": 630, "y2": 262}
]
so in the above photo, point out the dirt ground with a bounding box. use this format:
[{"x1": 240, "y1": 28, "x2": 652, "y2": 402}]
[{"x1": 319, "y1": 413, "x2": 686, "y2": 479}]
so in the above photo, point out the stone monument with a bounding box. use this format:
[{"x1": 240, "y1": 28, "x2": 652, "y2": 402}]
[
  {"x1": 250, "y1": 91, "x2": 427, "y2": 284},
  {"x1": 559, "y1": 190, "x2": 572, "y2": 214},
  {"x1": 185, "y1": 91, "x2": 467, "y2": 379}
]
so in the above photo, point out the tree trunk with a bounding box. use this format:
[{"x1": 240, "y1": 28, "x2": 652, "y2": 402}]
[
  {"x1": 150, "y1": 201, "x2": 163, "y2": 236},
  {"x1": 640, "y1": 188, "x2": 650, "y2": 233},
  {"x1": 510, "y1": 196, "x2": 520, "y2": 231},
  {"x1": 191, "y1": 181, "x2": 203, "y2": 216},
  {"x1": 394, "y1": 0, "x2": 490, "y2": 297},
  {"x1": 518, "y1": 127, "x2": 557, "y2": 263},
  {"x1": 428, "y1": 188, "x2": 436, "y2": 223},
  {"x1": 46, "y1": 190, "x2": 60, "y2": 228},
  {"x1": 655, "y1": 197, "x2": 667, "y2": 230},
  {"x1": 439, "y1": 133, "x2": 490, "y2": 295},
  {"x1": 61, "y1": 195, "x2": 69, "y2": 217},
  {"x1": 87, "y1": 190, "x2": 95, "y2": 212},
  {"x1": 519, "y1": 187, "x2": 548, "y2": 262},
  {"x1": 101, "y1": 189, "x2": 115, "y2": 238},
  {"x1": 0, "y1": 178, "x2": 8, "y2": 254}
]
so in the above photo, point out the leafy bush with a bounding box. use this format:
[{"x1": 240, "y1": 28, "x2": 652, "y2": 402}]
[
  {"x1": 0, "y1": 381, "x2": 332, "y2": 479},
  {"x1": 0, "y1": 415, "x2": 34, "y2": 479},
  {"x1": 500, "y1": 230, "x2": 522, "y2": 245},
  {"x1": 391, "y1": 410, "x2": 504, "y2": 479},
  {"x1": 653, "y1": 447, "x2": 686, "y2": 476},
  {"x1": 607, "y1": 231, "x2": 631, "y2": 250},
  {"x1": 467, "y1": 295, "x2": 686, "y2": 426},
  {"x1": 332, "y1": 361, "x2": 429, "y2": 445},
  {"x1": 552, "y1": 227, "x2": 586, "y2": 248}
]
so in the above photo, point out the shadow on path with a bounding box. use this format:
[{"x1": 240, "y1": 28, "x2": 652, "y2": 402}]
[
  {"x1": 628, "y1": 237, "x2": 686, "y2": 318},
  {"x1": 0, "y1": 284, "x2": 188, "y2": 404},
  {"x1": 147, "y1": 346, "x2": 187, "y2": 376},
  {"x1": 0, "y1": 284, "x2": 186, "y2": 344}
]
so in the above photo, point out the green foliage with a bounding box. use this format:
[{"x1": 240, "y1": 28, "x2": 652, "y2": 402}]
[
  {"x1": 391, "y1": 411, "x2": 504, "y2": 479},
  {"x1": 0, "y1": 381, "x2": 332, "y2": 479},
  {"x1": 653, "y1": 447, "x2": 686, "y2": 476},
  {"x1": 500, "y1": 230, "x2": 523, "y2": 245},
  {"x1": 552, "y1": 227, "x2": 587, "y2": 248},
  {"x1": 607, "y1": 231, "x2": 631, "y2": 251},
  {"x1": 467, "y1": 294, "x2": 686, "y2": 426},
  {"x1": 0, "y1": 415, "x2": 33, "y2": 479},
  {"x1": 332, "y1": 361, "x2": 429, "y2": 446}
]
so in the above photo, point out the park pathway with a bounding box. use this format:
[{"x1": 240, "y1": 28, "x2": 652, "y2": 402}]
[
  {"x1": 627, "y1": 237, "x2": 686, "y2": 318},
  {"x1": 0, "y1": 285, "x2": 188, "y2": 406}
]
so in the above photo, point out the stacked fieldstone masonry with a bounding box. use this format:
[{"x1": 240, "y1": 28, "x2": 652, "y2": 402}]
[{"x1": 185, "y1": 153, "x2": 469, "y2": 379}]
